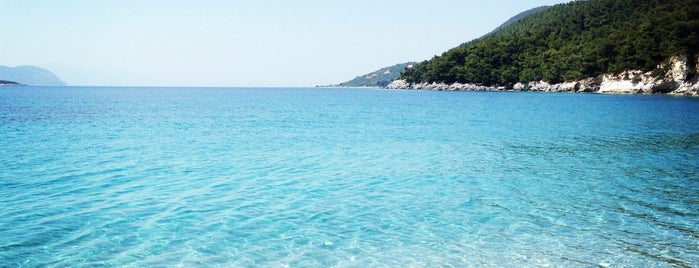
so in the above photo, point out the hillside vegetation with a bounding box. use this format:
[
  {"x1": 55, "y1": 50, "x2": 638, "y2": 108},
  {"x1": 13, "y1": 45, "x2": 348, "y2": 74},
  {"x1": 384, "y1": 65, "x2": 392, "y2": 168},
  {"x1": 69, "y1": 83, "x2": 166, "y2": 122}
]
[
  {"x1": 485, "y1": 6, "x2": 551, "y2": 36},
  {"x1": 338, "y1": 62, "x2": 416, "y2": 87},
  {"x1": 400, "y1": 0, "x2": 699, "y2": 87}
]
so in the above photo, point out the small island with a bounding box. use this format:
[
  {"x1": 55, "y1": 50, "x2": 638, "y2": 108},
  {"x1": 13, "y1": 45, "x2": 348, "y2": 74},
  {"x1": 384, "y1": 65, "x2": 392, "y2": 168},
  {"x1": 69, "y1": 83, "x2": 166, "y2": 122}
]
[
  {"x1": 0, "y1": 80, "x2": 23, "y2": 86},
  {"x1": 0, "y1": 65, "x2": 65, "y2": 86}
]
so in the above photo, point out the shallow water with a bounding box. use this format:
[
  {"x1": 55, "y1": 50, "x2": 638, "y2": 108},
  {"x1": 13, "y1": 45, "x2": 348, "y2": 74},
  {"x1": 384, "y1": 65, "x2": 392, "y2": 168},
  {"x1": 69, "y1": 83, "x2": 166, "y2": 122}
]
[{"x1": 1, "y1": 87, "x2": 698, "y2": 267}]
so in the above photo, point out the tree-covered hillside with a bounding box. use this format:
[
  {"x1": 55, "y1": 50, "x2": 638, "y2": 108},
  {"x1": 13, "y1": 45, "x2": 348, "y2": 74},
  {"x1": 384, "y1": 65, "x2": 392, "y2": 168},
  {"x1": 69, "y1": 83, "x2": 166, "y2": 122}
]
[
  {"x1": 485, "y1": 6, "x2": 551, "y2": 37},
  {"x1": 339, "y1": 62, "x2": 416, "y2": 87},
  {"x1": 401, "y1": 0, "x2": 699, "y2": 87}
]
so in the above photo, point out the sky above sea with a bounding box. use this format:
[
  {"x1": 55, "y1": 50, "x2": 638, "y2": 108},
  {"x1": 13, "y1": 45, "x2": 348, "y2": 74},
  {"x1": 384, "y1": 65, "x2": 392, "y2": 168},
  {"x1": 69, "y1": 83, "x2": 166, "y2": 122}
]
[{"x1": 0, "y1": 0, "x2": 569, "y2": 87}]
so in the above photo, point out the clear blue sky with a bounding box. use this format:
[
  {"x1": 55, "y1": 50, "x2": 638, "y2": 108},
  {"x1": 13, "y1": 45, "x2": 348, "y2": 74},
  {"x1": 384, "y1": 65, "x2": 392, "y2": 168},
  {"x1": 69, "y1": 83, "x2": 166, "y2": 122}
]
[{"x1": 0, "y1": 0, "x2": 570, "y2": 87}]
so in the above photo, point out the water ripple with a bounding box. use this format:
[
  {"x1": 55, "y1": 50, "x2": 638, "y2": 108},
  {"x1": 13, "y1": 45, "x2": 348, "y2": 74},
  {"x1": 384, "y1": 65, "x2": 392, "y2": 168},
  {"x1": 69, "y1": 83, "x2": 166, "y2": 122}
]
[{"x1": 1, "y1": 88, "x2": 698, "y2": 267}]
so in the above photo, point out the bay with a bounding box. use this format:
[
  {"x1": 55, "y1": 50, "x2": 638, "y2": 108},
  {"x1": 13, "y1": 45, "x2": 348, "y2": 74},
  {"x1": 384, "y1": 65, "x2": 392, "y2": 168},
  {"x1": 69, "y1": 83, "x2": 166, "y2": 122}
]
[{"x1": 1, "y1": 86, "x2": 698, "y2": 267}]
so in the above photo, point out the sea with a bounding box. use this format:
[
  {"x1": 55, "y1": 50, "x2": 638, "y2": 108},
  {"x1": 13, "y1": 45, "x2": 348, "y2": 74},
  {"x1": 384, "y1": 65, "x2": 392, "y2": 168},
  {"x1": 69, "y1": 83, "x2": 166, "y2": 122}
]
[{"x1": 1, "y1": 86, "x2": 698, "y2": 267}]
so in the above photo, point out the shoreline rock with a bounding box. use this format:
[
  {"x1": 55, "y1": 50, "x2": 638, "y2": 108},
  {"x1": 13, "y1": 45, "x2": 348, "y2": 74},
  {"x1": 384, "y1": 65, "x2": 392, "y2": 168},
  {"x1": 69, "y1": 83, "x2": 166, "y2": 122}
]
[{"x1": 387, "y1": 56, "x2": 699, "y2": 96}]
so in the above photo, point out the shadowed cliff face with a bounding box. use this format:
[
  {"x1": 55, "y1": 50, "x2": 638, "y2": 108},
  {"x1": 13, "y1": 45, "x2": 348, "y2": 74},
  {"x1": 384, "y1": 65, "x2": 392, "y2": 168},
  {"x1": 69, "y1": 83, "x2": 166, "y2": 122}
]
[{"x1": 0, "y1": 65, "x2": 65, "y2": 86}]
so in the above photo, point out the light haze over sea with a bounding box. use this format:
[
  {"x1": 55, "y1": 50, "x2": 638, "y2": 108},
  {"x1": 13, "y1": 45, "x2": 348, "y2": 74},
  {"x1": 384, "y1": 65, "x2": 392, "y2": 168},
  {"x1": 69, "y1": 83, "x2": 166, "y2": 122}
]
[{"x1": 0, "y1": 0, "x2": 568, "y2": 87}]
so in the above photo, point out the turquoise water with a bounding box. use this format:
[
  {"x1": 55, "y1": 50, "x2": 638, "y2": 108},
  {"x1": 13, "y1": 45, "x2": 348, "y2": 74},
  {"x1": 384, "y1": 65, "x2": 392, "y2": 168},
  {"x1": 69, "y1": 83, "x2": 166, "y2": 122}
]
[{"x1": 1, "y1": 86, "x2": 698, "y2": 267}]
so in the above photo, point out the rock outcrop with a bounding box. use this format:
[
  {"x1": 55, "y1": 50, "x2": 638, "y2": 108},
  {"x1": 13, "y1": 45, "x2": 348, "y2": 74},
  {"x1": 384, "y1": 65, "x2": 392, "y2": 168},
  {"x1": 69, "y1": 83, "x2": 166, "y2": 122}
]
[
  {"x1": 387, "y1": 56, "x2": 699, "y2": 96},
  {"x1": 386, "y1": 80, "x2": 500, "y2": 91}
]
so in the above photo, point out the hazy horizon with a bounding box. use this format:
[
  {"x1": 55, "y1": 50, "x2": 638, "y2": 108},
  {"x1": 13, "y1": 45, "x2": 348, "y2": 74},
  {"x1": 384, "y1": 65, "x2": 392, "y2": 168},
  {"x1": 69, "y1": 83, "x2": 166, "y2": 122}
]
[{"x1": 1, "y1": 0, "x2": 569, "y2": 87}]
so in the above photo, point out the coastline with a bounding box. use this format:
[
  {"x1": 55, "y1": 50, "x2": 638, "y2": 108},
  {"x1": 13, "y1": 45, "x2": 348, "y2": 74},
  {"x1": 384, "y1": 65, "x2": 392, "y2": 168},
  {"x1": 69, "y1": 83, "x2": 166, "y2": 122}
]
[{"x1": 387, "y1": 56, "x2": 699, "y2": 96}]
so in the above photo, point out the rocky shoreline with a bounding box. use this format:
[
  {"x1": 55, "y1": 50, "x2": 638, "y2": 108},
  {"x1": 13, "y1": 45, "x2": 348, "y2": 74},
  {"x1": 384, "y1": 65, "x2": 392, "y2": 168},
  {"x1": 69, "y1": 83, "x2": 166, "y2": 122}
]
[{"x1": 387, "y1": 56, "x2": 699, "y2": 96}]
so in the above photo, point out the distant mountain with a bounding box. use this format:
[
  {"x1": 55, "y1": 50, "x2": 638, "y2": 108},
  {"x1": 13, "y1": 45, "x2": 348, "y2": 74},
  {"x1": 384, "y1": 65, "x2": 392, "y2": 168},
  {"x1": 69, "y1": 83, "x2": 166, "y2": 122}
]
[
  {"x1": 0, "y1": 65, "x2": 65, "y2": 86},
  {"x1": 337, "y1": 62, "x2": 417, "y2": 87}
]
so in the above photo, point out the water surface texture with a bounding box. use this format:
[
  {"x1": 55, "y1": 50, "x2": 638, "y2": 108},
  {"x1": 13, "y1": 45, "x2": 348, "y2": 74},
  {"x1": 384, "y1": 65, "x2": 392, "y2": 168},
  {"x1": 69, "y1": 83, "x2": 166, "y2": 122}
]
[{"x1": 1, "y1": 87, "x2": 698, "y2": 267}]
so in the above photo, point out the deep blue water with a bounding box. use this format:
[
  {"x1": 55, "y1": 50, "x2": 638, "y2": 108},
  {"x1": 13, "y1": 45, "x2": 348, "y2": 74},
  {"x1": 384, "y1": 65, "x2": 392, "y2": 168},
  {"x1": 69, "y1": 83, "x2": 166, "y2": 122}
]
[{"x1": 1, "y1": 86, "x2": 698, "y2": 267}]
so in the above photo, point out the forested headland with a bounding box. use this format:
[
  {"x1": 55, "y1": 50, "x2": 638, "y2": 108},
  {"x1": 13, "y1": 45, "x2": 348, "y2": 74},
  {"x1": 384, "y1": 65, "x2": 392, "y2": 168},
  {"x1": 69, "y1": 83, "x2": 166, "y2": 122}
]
[{"x1": 400, "y1": 0, "x2": 699, "y2": 87}]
